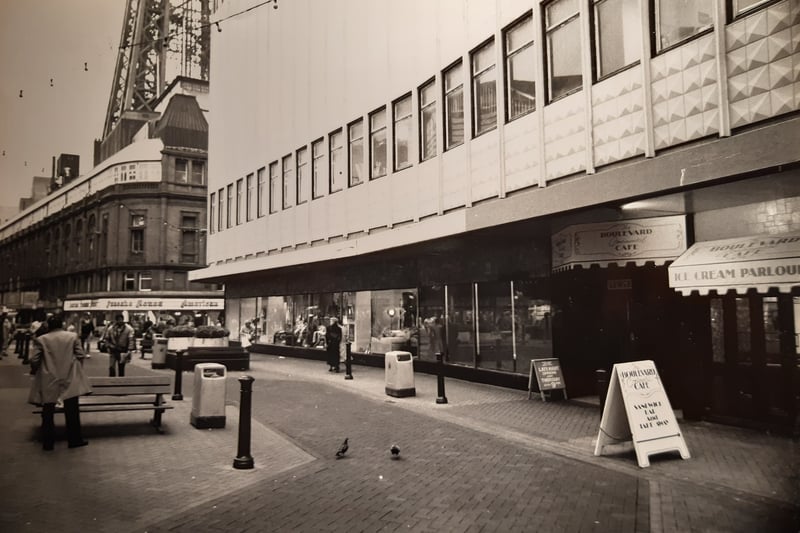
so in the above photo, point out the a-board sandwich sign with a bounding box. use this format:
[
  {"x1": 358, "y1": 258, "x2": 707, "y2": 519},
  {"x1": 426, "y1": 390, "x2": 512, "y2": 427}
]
[
  {"x1": 528, "y1": 358, "x2": 567, "y2": 401},
  {"x1": 594, "y1": 360, "x2": 690, "y2": 468}
]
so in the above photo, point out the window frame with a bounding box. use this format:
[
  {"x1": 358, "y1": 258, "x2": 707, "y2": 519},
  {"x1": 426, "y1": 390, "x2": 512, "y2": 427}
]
[
  {"x1": 138, "y1": 271, "x2": 153, "y2": 291},
  {"x1": 180, "y1": 212, "x2": 199, "y2": 263},
  {"x1": 175, "y1": 158, "x2": 188, "y2": 183},
  {"x1": 728, "y1": 0, "x2": 776, "y2": 20},
  {"x1": 470, "y1": 37, "x2": 498, "y2": 137},
  {"x1": 296, "y1": 145, "x2": 309, "y2": 205},
  {"x1": 544, "y1": 0, "x2": 583, "y2": 103},
  {"x1": 348, "y1": 118, "x2": 364, "y2": 187},
  {"x1": 443, "y1": 60, "x2": 465, "y2": 151},
  {"x1": 123, "y1": 272, "x2": 136, "y2": 291},
  {"x1": 130, "y1": 213, "x2": 146, "y2": 254},
  {"x1": 591, "y1": 0, "x2": 642, "y2": 81},
  {"x1": 282, "y1": 154, "x2": 294, "y2": 210},
  {"x1": 209, "y1": 192, "x2": 216, "y2": 234},
  {"x1": 418, "y1": 78, "x2": 437, "y2": 162},
  {"x1": 190, "y1": 160, "x2": 205, "y2": 185},
  {"x1": 393, "y1": 93, "x2": 413, "y2": 172},
  {"x1": 329, "y1": 129, "x2": 344, "y2": 194},
  {"x1": 311, "y1": 138, "x2": 324, "y2": 199},
  {"x1": 269, "y1": 161, "x2": 279, "y2": 214},
  {"x1": 369, "y1": 107, "x2": 387, "y2": 180},
  {"x1": 257, "y1": 167, "x2": 266, "y2": 218},
  {"x1": 217, "y1": 188, "x2": 224, "y2": 232},
  {"x1": 503, "y1": 11, "x2": 536, "y2": 122},
  {"x1": 246, "y1": 172, "x2": 255, "y2": 221},
  {"x1": 226, "y1": 184, "x2": 233, "y2": 229},
  {"x1": 652, "y1": 0, "x2": 714, "y2": 54},
  {"x1": 235, "y1": 177, "x2": 244, "y2": 225}
]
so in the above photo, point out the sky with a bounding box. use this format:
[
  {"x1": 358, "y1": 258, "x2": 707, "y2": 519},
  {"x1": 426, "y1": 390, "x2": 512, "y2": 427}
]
[{"x1": 0, "y1": 0, "x2": 126, "y2": 209}]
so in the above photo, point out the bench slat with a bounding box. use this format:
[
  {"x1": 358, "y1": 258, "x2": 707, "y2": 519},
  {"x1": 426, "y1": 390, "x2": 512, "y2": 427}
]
[
  {"x1": 87, "y1": 386, "x2": 171, "y2": 395},
  {"x1": 34, "y1": 405, "x2": 173, "y2": 414},
  {"x1": 89, "y1": 376, "x2": 171, "y2": 386}
]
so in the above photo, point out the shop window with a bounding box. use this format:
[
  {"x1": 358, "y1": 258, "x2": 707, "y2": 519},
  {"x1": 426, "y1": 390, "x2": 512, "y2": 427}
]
[
  {"x1": 368, "y1": 289, "x2": 418, "y2": 356},
  {"x1": 393, "y1": 95, "x2": 412, "y2": 171},
  {"x1": 512, "y1": 279, "x2": 553, "y2": 374},
  {"x1": 418, "y1": 285, "x2": 446, "y2": 362},
  {"x1": 226, "y1": 184, "x2": 233, "y2": 228},
  {"x1": 175, "y1": 158, "x2": 188, "y2": 183},
  {"x1": 443, "y1": 61, "x2": 464, "y2": 150},
  {"x1": 471, "y1": 38, "x2": 497, "y2": 137},
  {"x1": 544, "y1": 0, "x2": 582, "y2": 102},
  {"x1": 311, "y1": 138, "x2": 324, "y2": 199},
  {"x1": 269, "y1": 162, "x2": 279, "y2": 213},
  {"x1": 653, "y1": 0, "x2": 713, "y2": 53},
  {"x1": 236, "y1": 178, "x2": 244, "y2": 225},
  {"x1": 710, "y1": 298, "x2": 725, "y2": 363},
  {"x1": 476, "y1": 281, "x2": 515, "y2": 372},
  {"x1": 246, "y1": 173, "x2": 255, "y2": 221},
  {"x1": 296, "y1": 146, "x2": 309, "y2": 204},
  {"x1": 504, "y1": 12, "x2": 536, "y2": 121},
  {"x1": 282, "y1": 154, "x2": 294, "y2": 209},
  {"x1": 369, "y1": 108, "x2": 387, "y2": 179},
  {"x1": 447, "y1": 283, "x2": 476, "y2": 366},
  {"x1": 191, "y1": 160, "x2": 205, "y2": 185},
  {"x1": 209, "y1": 192, "x2": 216, "y2": 234},
  {"x1": 763, "y1": 297, "x2": 781, "y2": 364},
  {"x1": 735, "y1": 298, "x2": 752, "y2": 362},
  {"x1": 348, "y1": 119, "x2": 364, "y2": 186},
  {"x1": 419, "y1": 79, "x2": 437, "y2": 161},
  {"x1": 329, "y1": 129, "x2": 344, "y2": 193},
  {"x1": 257, "y1": 167, "x2": 266, "y2": 217},
  {"x1": 592, "y1": 0, "x2": 641, "y2": 79}
]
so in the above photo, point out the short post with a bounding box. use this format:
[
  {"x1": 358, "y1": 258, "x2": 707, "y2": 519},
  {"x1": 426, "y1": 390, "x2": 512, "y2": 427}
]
[
  {"x1": 435, "y1": 352, "x2": 448, "y2": 404},
  {"x1": 21, "y1": 332, "x2": 31, "y2": 364},
  {"x1": 233, "y1": 375, "x2": 255, "y2": 470},
  {"x1": 596, "y1": 369, "x2": 609, "y2": 416},
  {"x1": 172, "y1": 350, "x2": 184, "y2": 401},
  {"x1": 344, "y1": 341, "x2": 353, "y2": 380}
]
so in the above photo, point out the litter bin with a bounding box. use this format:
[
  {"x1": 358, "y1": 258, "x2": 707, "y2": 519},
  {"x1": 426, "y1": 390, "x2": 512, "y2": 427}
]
[
  {"x1": 151, "y1": 337, "x2": 168, "y2": 369},
  {"x1": 191, "y1": 363, "x2": 227, "y2": 429},
  {"x1": 385, "y1": 351, "x2": 415, "y2": 397}
]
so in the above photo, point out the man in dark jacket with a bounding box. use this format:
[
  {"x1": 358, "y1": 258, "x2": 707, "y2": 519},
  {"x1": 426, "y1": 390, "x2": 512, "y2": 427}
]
[
  {"x1": 325, "y1": 317, "x2": 342, "y2": 373},
  {"x1": 105, "y1": 314, "x2": 135, "y2": 377}
]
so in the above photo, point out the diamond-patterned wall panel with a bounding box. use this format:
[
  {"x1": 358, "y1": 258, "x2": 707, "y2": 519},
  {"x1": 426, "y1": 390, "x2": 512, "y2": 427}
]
[
  {"x1": 649, "y1": 33, "x2": 718, "y2": 149},
  {"x1": 544, "y1": 92, "x2": 586, "y2": 181},
  {"x1": 591, "y1": 66, "x2": 645, "y2": 167},
  {"x1": 727, "y1": 0, "x2": 800, "y2": 129}
]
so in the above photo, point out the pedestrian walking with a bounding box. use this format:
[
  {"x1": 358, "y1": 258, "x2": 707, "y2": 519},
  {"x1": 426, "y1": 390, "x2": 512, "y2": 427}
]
[
  {"x1": 28, "y1": 314, "x2": 91, "y2": 451},
  {"x1": 79, "y1": 316, "x2": 94, "y2": 354},
  {"x1": 1, "y1": 315, "x2": 11, "y2": 357},
  {"x1": 325, "y1": 317, "x2": 343, "y2": 372},
  {"x1": 105, "y1": 313, "x2": 135, "y2": 377}
]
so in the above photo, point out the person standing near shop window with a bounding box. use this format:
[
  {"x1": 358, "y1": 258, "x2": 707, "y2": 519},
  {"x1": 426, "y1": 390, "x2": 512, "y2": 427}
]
[
  {"x1": 106, "y1": 314, "x2": 135, "y2": 377},
  {"x1": 325, "y1": 317, "x2": 343, "y2": 373}
]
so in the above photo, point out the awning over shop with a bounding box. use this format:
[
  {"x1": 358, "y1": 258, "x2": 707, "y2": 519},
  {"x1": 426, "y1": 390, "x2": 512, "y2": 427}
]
[
  {"x1": 668, "y1": 232, "x2": 800, "y2": 295},
  {"x1": 551, "y1": 215, "x2": 687, "y2": 272}
]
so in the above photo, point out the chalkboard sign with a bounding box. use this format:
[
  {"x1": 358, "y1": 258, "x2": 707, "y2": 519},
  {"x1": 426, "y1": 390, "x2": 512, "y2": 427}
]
[{"x1": 528, "y1": 358, "x2": 567, "y2": 401}]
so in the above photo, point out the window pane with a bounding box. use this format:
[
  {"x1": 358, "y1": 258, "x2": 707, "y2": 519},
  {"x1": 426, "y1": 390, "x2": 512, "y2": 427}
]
[
  {"x1": 506, "y1": 16, "x2": 535, "y2": 120},
  {"x1": 269, "y1": 163, "x2": 278, "y2": 213},
  {"x1": 472, "y1": 40, "x2": 497, "y2": 136},
  {"x1": 763, "y1": 297, "x2": 781, "y2": 364},
  {"x1": 420, "y1": 82, "x2": 437, "y2": 161},
  {"x1": 445, "y1": 63, "x2": 465, "y2": 149},
  {"x1": 595, "y1": 0, "x2": 641, "y2": 77},
  {"x1": 547, "y1": 0, "x2": 579, "y2": 25},
  {"x1": 513, "y1": 280, "x2": 553, "y2": 374},
  {"x1": 710, "y1": 298, "x2": 724, "y2": 363},
  {"x1": 735, "y1": 298, "x2": 751, "y2": 362},
  {"x1": 209, "y1": 193, "x2": 215, "y2": 234},
  {"x1": 330, "y1": 131, "x2": 344, "y2": 193},
  {"x1": 349, "y1": 120, "x2": 364, "y2": 186},
  {"x1": 217, "y1": 188, "x2": 224, "y2": 231},
  {"x1": 282, "y1": 155, "x2": 294, "y2": 209},
  {"x1": 257, "y1": 167, "x2": 266, "y2": 217},
  {"x1": 655, "y1": 0, "x2": 713, "y2": 52},
  {"x1": 733, "y1": 0, "x2": 770, "y2": 15},
  {"x1": 312, "y1": 140, "x2": 324, "y2": 199},
  {"x1": 447, "y1": 283, "x2": 475, "y2": 366},
  {"x1": 394, "y1": 96, "x2": 412, "y2": 171},
  {"x1": 175, "y1": 159, "x2": 188, "y2": 183},
  {"x1": 297, "y1": 147, "x2": 309, "y2": 204},
  {"x1": 226, "y1": 184, "x2": 233, "y2": 228},
  {"x1": 476, "y1": 281, "x2": 514, "y2": 372},
  {"x1": 548, "y1": 16, "x2": 582, "y2": 100},
  {"x1": 370, "y1": 109, "x2": 387, "y2": 179},
  {"x1": 236, "y1": 178, "x2": 243, "y2": 224},
  {"x1": 246, "y1": 173, "x2": 254, "y2": 221},
  {"x1": 191, "y1": 161, "x2": 204, "y2": 185}
]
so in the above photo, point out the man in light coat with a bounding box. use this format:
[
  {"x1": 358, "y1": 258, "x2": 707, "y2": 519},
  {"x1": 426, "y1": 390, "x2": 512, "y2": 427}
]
[
  {"x1": 105, "y1": 313, "x2": 135, "y2": 377},
  {"x1": 28, "y1": 314, "x2": 91, "y2": 451}
]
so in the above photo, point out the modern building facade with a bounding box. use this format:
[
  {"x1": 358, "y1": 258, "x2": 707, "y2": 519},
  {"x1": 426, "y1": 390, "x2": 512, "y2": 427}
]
[
  {"x1": 0, "y1": 78, "x2": 222, "y2": 330},
  {"x1": 195, "y1": 0, "x2": 800, "y2": 434}
]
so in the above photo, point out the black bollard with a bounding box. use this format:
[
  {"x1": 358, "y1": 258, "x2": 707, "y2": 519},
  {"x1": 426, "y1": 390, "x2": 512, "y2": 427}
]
[
  {"x1": 172, "y1": 350, "x2": 184, "y2": 401},
  {"x1": 435, "y1": 352, "x2": 448, "y2": 404},
  {"x1": 596, "y1": 369, "x2": 609, "y2": 415},
  {"x1": 344, "y1": 341, "x2": 353, "y2": 380},
  {"x1": 233, "y1": 375, "x2": 255, "y2": 470}
]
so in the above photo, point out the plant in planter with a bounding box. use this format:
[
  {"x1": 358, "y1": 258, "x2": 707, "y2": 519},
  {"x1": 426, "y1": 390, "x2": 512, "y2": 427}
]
[
  {"x1": 194, "y1": 325, "x2": 230, "y2": 347},
  {"x1": 164, "y1": 325, "x2": 197, "y2": 351}
]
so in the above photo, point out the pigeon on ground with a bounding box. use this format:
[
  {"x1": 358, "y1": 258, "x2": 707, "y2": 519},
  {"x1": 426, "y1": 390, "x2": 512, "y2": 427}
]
[
  {"x1": 336, "y1": 438, "x2": 349, "y2": 458},
  {"x1": 390, "y1": 444, "x2": 400, "y2": 459}
]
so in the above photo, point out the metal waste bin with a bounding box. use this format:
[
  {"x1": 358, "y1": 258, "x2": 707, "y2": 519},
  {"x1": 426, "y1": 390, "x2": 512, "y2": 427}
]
[
  {"x1": 385, "y1": 351, "x2": 415, "y2": 397},
  {"x1": 151, "y1": 337, "x2": 168, "y2": 369},
  {"x1": 191, "y1": 363, "x2": 227, "y2": 429}
]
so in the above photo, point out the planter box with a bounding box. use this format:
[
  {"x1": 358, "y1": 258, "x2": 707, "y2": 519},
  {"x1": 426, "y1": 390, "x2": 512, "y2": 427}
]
[
  {"x1": 193, "y1": 337, "x2": 229, "y2": 347},
  {"x1": 166, "y1": 346, "x2": 250, "y2": 371},
  {"x1": 167, "y1": 337, "x2": 194, "y2": 351}
]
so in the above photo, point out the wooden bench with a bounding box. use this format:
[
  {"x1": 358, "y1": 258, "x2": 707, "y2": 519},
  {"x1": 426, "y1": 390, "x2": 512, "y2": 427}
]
[{"x1": 34, "y1": 376, "x2": 174, "y2": 433}]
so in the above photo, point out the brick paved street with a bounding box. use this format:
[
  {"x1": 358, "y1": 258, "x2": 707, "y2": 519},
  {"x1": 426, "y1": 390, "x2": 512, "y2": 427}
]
[{"x1": 1, "y1": 350, "x2": 798, "y2": 532}]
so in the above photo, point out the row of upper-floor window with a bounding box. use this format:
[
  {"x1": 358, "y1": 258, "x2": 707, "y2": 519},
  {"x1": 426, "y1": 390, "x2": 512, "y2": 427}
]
[{"x1": 208, "y1": 0, "x2": 779, "y2": 234}]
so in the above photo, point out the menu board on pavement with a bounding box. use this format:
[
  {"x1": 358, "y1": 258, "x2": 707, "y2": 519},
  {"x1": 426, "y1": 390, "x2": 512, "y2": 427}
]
[
  {"x1": 527, "y1": 358, "x2": 567, "y2": 401},
  {"x1": 594, "y1": 360, "x2": 690, "y2": 468}
]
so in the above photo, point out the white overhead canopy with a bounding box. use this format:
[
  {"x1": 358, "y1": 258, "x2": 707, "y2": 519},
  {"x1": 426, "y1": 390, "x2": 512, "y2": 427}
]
[
  {"x1": 668, "y1": 232, "x2": 800, "y2": 296},
  {"x1": 551, "y1": 215, "x2": 687, "y2": 272}
]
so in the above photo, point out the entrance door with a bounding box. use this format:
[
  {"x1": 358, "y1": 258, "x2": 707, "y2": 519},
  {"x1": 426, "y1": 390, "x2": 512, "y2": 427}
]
[{"x1": 708, "y1": 294, "x2": 798, "y2": 430}]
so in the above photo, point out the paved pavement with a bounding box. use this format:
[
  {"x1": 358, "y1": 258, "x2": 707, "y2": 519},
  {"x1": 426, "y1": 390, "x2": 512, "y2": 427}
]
[{"x1": 0, "y1": 346, "x2": 797, "y2": 532}]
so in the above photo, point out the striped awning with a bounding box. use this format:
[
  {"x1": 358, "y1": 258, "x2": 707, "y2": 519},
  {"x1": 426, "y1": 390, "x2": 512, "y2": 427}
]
[{"x1": 668, "y1": 232, "x2": 800, "y2": 295}]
